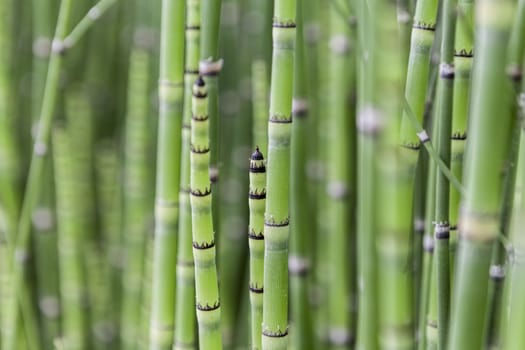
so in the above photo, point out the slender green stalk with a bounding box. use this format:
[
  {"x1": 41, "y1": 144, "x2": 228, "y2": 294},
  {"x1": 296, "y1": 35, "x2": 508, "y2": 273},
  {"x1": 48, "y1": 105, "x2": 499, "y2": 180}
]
[
  {"x1": 62, "y1": 0, "x2": 118, "y2": 50},
  {"x1": 149, "y1": 0, "x2": 185, "y2": 347},
  {"x1": 433, "y1": 0, "x2": 457, "y2": 346},
  {"x1": 261, "y1": 0, "x2": 296, "y2": 347},
  {"x1": 173, "y1": 0, "x2": 199, "y2": 347},
  {"x1": 248, "y1": 148, "x2": 266, "y2": 350},
  {"x1": 252, "y1": 61, "x2": 269, "y2": 156},
  {"x1": 449, "y1": 0, "x2": 474, "y2": 275},
  {"x1": 447, "y1": 1, "x2": 515, "y2": 348},
  {"x1": 120, "y1": 48, "x2": 153, "y2": 350},
  {"x1": 53, "y1": 126, "x2": 88, "y2": 350},
  {"x1": 289, "y1": 1, "x2": 313, "y2": 348},
  {"x1": 190, "y1": 77, "x2": 222, "y2": 350},
  {"x1": 325, "y1": 0, "x2": 356, "y2": 347},
  {"x1": 355, "y1": 0, "x2": 378, "y2": 347}
]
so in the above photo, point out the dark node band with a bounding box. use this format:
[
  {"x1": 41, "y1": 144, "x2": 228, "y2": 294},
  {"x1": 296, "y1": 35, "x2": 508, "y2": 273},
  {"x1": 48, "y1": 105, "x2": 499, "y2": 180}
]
[
  {"x1": 451, "y1": 132, "x2": 467, "y2": 140},
  {"x1": 400, "y1": 142, "x2": 421, "y2": 151},
  {"x1": 413, "y1": 22, "x2": 436, "y2": 31},
  {"x1": 269, "y1": 114, "x2": 292, "y2": 123},
  {"x1": 185, "y1": 25, "x2": 201, "y2": 30},
  {"x1": 262, "y1": 329, "x2": 289, "y2": 338},
  {"x1": 192, "y1": 91, "x2": 207, "y2": 98},
  {"x1": 190, "y1": 145, "x2": 210, "y2": 154},
  {"x1": 249, "y1": 284, "x2": 264, "y2": 293},
  {"x1": 250, "y1": 165, "x2": 266, "y2": 173},
  {"x1": 440, "y1": 71, "x2": 455, "y2": 79},
  {"x1": 192, "y1": 240, "x2": 215, "y2": 250},
  {"x1": 249, "y1": 191, "x2": 266, "y2": 200},
  {"x1": 454, "y1": 49, "x2": 473, "y2": 58},
  {"x1": 248, "y1": 230, "x2": 264, "y2": 240},
  {"x1": 272, "y1": 22, "x2": 296, "y2": 28},
  {"x1": 196, "y1": 302, "x2": 220, "y2": 311},
  {"x1": 185, "y1": 69, "x2": 199, "y2": 75},
  {"x1": 191, "y1": 114, "x2": 209, "y2": 121},
  {"x1": 182, "y1": 123, "x2": 191, "y2": 130},
  {"x1": 190, "y1": 188, "x2": 211, "y2": 196},
  {"x1": 265, "y1": 217, "x2": 290, "y2": 227}
]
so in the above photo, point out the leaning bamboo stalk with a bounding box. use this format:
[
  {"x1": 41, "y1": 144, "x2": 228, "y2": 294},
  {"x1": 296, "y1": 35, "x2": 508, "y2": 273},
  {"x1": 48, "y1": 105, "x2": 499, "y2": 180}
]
[
  {"x1": 149, "y1": 0, "x2": 185, "y2": 347},
  {"x1": 261, "y1": 0, "x2": 296, "y2": 347},
  {"x1": 447, "y1": 0, "x2": 515, "y2": 348},
  {"x1": 190, "y1": 77, "x2": 222, "y2": 350}
]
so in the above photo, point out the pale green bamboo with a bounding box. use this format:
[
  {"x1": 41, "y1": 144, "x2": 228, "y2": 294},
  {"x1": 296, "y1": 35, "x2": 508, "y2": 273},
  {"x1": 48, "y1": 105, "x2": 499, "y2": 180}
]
[
  {"x1": 53, "y1": 126, "x2": 88, "y2": 350},
  {"x1": 252, "y1": 61, "x2": 269, "y2": 157},
  {"x1": 149, "y1": 0, "x2": 185, "y2": 347},
  {"x1": 261, "y1": 0, "x2": 296, "y2": 347},
  {"x1": 120, "y1": 48, "x2": 153, "y2": 350},
  {"x1": 248, "y1": 148, "x2": 266, "y2": 350},
  {"x1": 173, "y1": 0, "x2": 199, "y2": 347},
  {"x1": 190, "y1": 77, "x2": 222, "y2": 350},
  {"x1": 447, "y1": 0, "x2": 515, "y2": 348}
]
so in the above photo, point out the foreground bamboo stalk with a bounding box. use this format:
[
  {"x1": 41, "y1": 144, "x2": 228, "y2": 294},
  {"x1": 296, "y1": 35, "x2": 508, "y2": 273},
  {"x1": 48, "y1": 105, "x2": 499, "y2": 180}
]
[
  {"x1": 248, "y1": 148, "x2": 266, "y2": 350},
  {"x1": 149, "y1": 0, "x2": 185, "y2": 347},
  {"x1": 447, "y1": 0, "x2": 515, "y2": 348},
  {"x1": 261, "y1": 0, "x2": 296, "y2": 347}
]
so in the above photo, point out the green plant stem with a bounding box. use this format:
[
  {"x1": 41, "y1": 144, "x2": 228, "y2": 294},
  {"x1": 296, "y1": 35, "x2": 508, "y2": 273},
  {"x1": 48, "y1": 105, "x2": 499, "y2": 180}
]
[
  {"x1": 447, "y1": 0, "x2": 515, "y2": 348},
  {"x1": 63, "y1": 0, "x2": 118, "y2": 50},
  {"x1": 173, "y1": 0, "x2": 199, "y2": 347},
  {"x1": 252, "y1": 61, "x2": 269, "y2": 156},
  {"x1": 120, "y1": 48, "x2": 153, "y2": 350},
  {"x1": 289, "y1": 1, "x2": 313, "y2": 348},
  {"x1": 190, "y1": 77, "x2": 222, "y2": 350},
  {"x1": 149, "y1": 0, "x2": 185, "y2": 347},
  {"x1": 248, "y1": 148, "x2": 266, "y2": 350},
  {"x1": 261, "y1": 0, "x2": 296, "y2": 347},
  {"x1": 433, "y1": 0, "x2": 457, "y2": 346}
]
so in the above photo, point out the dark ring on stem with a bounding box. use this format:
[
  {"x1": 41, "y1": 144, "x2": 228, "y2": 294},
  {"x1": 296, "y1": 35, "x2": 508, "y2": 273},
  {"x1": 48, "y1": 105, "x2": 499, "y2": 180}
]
[
  {"x1": 248, "y1": 231, "x2": 264, "y2": 240},
  {"x1": 412, "y1": 22, "x2": 436, "y2": 31},
  {"x1": 250, "y1": 165, "x2": 266, "y2": 173},
  {"x1": 192, "y1": 240, "x2": 215, "y2": 250},
  {"x1": 262, "y1": 329, "x2": 289, "y2": 338},
  {"x1": 185, "y1": 25, "x2": 200, "y2": 30},
  {"x1": 269, "y1": 114, "x2": 292, "y2": 123},
  {"x1": 440, "y1": 71, "x2": 455, "y2": 79},
  {"x1": 454, "y1": 49, "x2": 473, "y2": 58},
  {"x1": 273, "y1": 22, "x2": 296, "y2": 28},
  {"x1": 249, "y1": 191, "x2": 266, "y2": 200},
  {"x1": 264, "y1": 217, "x2": 290, "y2": 227},
  {"x1": 196, "y1": 302, "x2": 220, "y2": 311},
  {"x1": 190, "y1": 145, "x2": 210, "y2": 154},
  {"x1": 191, "y1": 114, "x2": 209, "y2": 121},
  {"x1": 192, "y1": 91, "x2": 207, "y2": 98},
  {"x1": 182, "y1": 123, "x2": 191, "y2": 130},
  {"x1": 249, "y1": 284, "x2": 264, "y2": 293},
  {"x1": 400, "y1": 142, "x2": 420, "y2": 151},
  {"x1": 180, "y1": 187, "x2": 191, "y2": 194},
  {"x1": 451, "y1": 132, "x2": 467, "y2": 140},
  {"x1": 185, "y1": 69, "x2": 199, "y2": 74},
  {"x1": 190, "y1": 188, "x2": 211, "y2": 196}
]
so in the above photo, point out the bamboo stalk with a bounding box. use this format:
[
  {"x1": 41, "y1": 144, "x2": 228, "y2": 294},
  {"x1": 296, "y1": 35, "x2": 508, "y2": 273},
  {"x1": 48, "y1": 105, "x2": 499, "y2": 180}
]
[
  {"x1": 149, "y1": 0, "x2": 185, "y2": 347},
  {"x1": 173, "y1": 0, "x2": 199, "y2": 346},
  {"x1": 190, "y1": 77, "x2": 222, "y2": 350},
  {"x1": 447, "y1": 0, "x2": 515, "y2": 348},
  {"x1": 248, "y1": 148, "x2": 266, "y2": 350},
  {"x1": 261, "y1": 0, "x2": 296, "y2": 346}
]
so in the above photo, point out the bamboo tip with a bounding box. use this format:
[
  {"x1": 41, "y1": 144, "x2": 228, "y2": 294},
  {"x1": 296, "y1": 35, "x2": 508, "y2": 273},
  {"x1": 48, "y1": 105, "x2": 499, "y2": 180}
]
[
  {"x1": 195, "y1": 76, "x2": 205, "y2": 87},
  {"x1": 251, "y1": 147, "x2": 264, "y2": 160}
]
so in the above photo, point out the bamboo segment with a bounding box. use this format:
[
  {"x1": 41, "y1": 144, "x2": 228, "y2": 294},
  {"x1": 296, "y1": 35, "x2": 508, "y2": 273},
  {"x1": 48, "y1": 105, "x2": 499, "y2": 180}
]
[
  {"x1": 149, "y1": 0, "x2": 185, "y2": 347},
  {"x1": 248, "y1": 148, "x2": 266, "y2": 350},
  {"x1": 173, "y1": 0, "x2": 199, "y2": 348},
  {"x1": 261, "y1": 0, "x2": 296, "y2": 347},
  {"x1": 190, "y1": 77, "x2": 222, "y2": 350},
  {"x1": 447, "y1": 0, "x2": 515, "y2": 348}
]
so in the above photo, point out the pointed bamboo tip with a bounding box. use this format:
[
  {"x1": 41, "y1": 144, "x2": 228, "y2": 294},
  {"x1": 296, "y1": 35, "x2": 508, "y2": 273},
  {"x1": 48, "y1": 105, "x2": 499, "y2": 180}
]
[
  {"x1": 251, "y1": 147, "x2": 264, "y2": 160},
  {"x1": 196, "y1": 76, "x2": 205, "y2": 87}
]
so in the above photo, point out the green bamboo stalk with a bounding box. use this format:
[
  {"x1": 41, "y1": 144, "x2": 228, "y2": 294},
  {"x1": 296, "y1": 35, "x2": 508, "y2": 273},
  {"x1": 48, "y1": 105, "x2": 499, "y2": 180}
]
[
  {"x1": 190, "y1": 77, "x2": 222, "y2": 350},
  {"x1": 355, "y1": 0, "x2": 378, "y2": 347},
  {"x1": 325, "y1": 0, "x2": 355, "y2": 348},
  {"x1": 53, "y1": 125, "x2": 88, "y2": 350},
  {"x1": 289, "y1": 1, "x2": 313, "y2": 348},
  {"x1": 120, "y1": 47, "x2": 153, "y2": 350},
  {"x1": 260, "y1": 0, "x2": 296, "y2": 347},
  {"x1": 447, "y1": 0, "x2": 515, "y2": 348},
  {"x1": 252, "y1": 61, "x2": 269, "y2": 157},
  {"x1": 433, "y1": 0, "x2": 457, "y2": 346},
  {"x1": 248, "y1": 148, "x2": 266, "y2": 350},
  {"x1": 149, "y1": 0, "x2": 185, "y2": 347},
  {"x1": 172, "y1": 0, "x2": 199, "y2": 347},
  {"x1": 449, "y1": 0, "x2": 474, "y2": 275},
  {"x1": 501, "y1": 90, "x2": 525, "y2": 350}
]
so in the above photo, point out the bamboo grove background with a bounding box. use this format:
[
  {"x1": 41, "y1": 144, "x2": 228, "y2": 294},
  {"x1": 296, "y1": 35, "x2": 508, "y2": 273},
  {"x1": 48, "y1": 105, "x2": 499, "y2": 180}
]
[{"x1": 1, "y1": 0, "x2": 525, "y2": 349}]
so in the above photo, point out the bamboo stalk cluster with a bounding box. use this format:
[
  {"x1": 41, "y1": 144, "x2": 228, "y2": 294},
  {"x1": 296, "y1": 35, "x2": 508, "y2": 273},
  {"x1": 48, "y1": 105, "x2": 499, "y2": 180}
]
[{"x1": 3, "y1": 0, "x2": 525, "y2": 349}]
